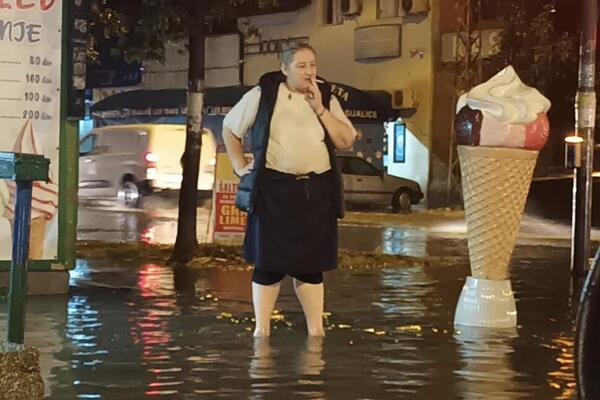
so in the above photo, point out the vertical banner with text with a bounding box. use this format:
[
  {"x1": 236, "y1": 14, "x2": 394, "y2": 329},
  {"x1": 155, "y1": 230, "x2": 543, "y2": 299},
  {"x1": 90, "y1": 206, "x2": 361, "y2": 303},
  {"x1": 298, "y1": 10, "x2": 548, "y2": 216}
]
[
  {"x1": 0, "y1": 1, "x2": 63, "y2": 260},
  {"x1": 211, "y1": 148, "x2": 247, "y2": 245}
]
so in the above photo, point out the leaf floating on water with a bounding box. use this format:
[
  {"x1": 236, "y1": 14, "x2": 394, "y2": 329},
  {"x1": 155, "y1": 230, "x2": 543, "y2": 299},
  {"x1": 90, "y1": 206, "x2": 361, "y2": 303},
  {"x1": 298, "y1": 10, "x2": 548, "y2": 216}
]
[
  {"x1": 323, "y1": 312, "x2": 332, "y2": 317},
  {"x1": 395, "y1": 325, "x2": 422, "y2": 332},
  {"x1": 220, "y1": 312, "x2": 233, "y2": 319},
  {"x1": 337, "y1": 324, "x2": 352, "y2": 329},
  {"x1": 432, "y1": 328, "x2": 439, "y2": 333},
  {"x1": 363, "y1": 328, "x2": 376, "y2": 333},
  {"x1": 188, "y1": 256, "x2": 213, "y2": 266},
  {"x1": 375, "y1": 331, "x2": 386, "y2": 336},
  {"x1": 205, "y1": 294, "x2": 213, "y2": 299}
]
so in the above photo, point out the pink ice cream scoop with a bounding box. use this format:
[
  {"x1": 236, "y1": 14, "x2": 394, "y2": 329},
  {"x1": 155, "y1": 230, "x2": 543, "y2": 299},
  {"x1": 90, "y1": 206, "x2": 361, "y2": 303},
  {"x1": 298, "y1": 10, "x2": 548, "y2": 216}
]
[
  {"x1": 3, "y1": 120, "x2": 59, "y2": 222},
  {"x1": 455, "y1": 66, "x2": 551, "y2": 150}
]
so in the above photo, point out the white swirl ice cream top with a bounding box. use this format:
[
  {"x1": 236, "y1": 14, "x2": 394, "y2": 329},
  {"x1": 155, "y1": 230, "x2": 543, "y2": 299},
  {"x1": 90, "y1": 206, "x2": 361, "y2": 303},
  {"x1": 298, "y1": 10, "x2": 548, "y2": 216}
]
[
  {"x1": 455, "y1": 66, "x2": 551, "y2": 151},
  {"x1": 456, "y1": 65, "x2": 551, "y2": 125}
]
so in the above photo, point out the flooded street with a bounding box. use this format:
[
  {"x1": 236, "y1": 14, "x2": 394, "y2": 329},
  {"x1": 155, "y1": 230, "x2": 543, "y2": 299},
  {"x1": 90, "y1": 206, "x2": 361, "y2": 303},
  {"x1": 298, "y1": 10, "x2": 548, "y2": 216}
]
[{"x1": 0, "y1": 200, "x2": 584, "y2": 398}]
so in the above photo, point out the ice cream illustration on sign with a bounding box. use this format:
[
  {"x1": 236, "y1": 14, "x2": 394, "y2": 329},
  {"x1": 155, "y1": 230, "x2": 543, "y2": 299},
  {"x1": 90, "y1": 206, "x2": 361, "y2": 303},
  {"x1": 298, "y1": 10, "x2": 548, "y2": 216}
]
[
  {"x1": 0, "y1": 181, "x2": 11, "y2": 259},
  {"x1": 453, "y1": 66, "x2": 551, "y2": 328},
  {"x1": 3, "y1": 120, "x2": 59, "y2": 260}
]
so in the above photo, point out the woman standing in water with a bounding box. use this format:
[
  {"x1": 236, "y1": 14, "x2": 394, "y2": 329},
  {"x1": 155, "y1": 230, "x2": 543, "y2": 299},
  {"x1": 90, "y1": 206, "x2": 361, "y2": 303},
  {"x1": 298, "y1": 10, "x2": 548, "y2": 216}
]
[{"x1": 222, "y1": 42, "x2": 356, "y2": 337}]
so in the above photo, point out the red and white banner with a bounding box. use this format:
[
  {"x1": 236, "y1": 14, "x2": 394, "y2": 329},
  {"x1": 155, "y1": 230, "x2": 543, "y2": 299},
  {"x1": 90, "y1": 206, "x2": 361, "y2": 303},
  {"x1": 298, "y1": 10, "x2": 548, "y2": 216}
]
[{"x1": 211, "y1": 150, "x2": 247, "y2": 245}]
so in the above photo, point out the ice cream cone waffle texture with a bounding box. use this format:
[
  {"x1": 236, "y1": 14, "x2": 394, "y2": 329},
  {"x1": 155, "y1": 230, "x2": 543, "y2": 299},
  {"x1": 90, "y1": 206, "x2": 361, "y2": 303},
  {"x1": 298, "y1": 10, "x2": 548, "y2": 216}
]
[
  {"x1": 28, "y1": 217, "x2": 47, "y2": 260},
  {"x1": 458, "y1": 145, "x2": 538, "y2": 280}
]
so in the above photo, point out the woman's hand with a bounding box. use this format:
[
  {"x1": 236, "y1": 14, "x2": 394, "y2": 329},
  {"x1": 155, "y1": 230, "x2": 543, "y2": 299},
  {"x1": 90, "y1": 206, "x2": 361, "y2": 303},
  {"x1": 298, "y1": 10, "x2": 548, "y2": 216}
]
[
  {"x1": 235, "y1": 156, "x2": 254, "y2": 178},
  {"x1": 305, "y1": 76, "x2": 324, "y2": 115}
]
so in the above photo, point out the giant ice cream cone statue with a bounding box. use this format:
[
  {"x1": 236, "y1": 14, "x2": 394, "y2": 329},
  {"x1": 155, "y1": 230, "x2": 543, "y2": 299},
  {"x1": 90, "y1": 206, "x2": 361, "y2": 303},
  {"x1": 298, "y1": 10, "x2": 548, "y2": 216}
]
[
  {"x1": 3, "y1": 120, "x2": 59, "y2": 260},
  {"x1": 453, "y1": 66, "x2": 551, "y2": 328}
]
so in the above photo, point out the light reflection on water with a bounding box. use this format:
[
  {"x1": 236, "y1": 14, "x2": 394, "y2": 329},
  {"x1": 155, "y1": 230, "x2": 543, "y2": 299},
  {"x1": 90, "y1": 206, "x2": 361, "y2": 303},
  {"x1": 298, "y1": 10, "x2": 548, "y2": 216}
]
[{"x1": 0, "y1": 241, "x2": 577, "y2": 399}]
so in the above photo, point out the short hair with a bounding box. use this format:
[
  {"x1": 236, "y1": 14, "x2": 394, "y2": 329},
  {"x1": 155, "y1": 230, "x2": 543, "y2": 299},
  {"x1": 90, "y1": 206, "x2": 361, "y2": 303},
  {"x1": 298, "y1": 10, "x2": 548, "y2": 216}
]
[{"x1": 281, "y1": 42, "x2": 316, "y2": 67}]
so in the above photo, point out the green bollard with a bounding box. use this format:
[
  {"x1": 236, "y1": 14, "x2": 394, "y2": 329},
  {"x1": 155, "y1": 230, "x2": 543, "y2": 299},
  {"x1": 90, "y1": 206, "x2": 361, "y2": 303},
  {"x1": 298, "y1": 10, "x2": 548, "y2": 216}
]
[{"x1": 0, "y1": 152, "x2": 49, "y2": 344}]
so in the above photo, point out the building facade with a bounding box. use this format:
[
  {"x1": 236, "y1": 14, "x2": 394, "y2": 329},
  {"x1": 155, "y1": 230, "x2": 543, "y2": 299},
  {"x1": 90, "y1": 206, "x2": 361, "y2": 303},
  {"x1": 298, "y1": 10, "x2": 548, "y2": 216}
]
[{"x1": 94, "y1": 0, "x2": 472, "y2": 206}]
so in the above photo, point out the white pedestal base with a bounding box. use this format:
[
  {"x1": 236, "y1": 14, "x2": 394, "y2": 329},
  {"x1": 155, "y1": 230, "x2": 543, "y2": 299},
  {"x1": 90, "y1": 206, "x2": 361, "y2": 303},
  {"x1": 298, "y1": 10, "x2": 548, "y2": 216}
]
[{"x1": 454, "y1": 276, "x2": 517, "y2": 328}]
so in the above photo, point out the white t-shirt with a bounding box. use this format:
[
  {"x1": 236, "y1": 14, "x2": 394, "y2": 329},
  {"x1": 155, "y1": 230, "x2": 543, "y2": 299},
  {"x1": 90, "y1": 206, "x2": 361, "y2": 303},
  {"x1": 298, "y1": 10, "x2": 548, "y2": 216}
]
[{"x1": 223, "y1": 83, "x2": 356, "y2": 175}]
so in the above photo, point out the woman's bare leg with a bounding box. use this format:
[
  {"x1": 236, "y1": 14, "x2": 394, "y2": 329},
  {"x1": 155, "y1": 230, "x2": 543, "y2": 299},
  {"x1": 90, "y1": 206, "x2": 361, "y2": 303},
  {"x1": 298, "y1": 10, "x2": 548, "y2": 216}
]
[
  {"x1": 252, "y1": 282, "x2": 281, "y2": 337},
  {"x1": 293, "y1": 279, "x2": 325, "y2": 336}
]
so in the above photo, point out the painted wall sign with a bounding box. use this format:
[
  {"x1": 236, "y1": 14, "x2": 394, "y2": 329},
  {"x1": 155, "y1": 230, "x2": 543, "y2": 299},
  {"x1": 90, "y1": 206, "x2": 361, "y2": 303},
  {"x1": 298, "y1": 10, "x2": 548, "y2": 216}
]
[
  {"x1": 354, "y1": 25, "x2": 402, "y2": 61},
  {"x1": 244, "y1": 36, "x2": 309, "y2": 55},
  {"x1": 0, "y1": 0, "x2": 62, "y2": 260}
]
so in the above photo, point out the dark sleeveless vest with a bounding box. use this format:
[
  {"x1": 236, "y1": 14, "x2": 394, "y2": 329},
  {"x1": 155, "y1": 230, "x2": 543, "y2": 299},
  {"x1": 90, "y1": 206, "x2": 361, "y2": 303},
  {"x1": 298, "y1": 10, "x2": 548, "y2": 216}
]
[{"x1": 235, "y1": 71, "x2": 345, "y2": 218}]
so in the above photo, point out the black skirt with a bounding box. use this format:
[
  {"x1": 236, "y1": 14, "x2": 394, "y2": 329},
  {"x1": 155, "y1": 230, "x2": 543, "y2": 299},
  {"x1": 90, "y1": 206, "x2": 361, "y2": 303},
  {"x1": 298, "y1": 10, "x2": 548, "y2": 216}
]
[{"x1": 243, "y1": 168, "x2": 338, "y2": 275}]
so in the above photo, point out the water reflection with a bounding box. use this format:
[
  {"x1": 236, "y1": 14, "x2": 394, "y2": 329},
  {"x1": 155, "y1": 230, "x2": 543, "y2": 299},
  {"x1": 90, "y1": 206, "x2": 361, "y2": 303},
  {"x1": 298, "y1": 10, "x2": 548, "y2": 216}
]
[
  {"x1": 77, "y1": 206, "x2": 210, "y2": 245},
  {"x1": 454, "y1": 326, "x2": 527, "y2": 400},
  {"x1": 249, "y1": 338, "x2": 273, "y2": 378},
  {"x1": 296, "y1": 337, "x2": 325, "y2": 377},
  {"x1": 0, "y1": 240, "x2": 576, "y2": 399},
  {"x1": 545, "y1": 334, "x2": 576, "y2": 400},
  {"x1": 382, "y1": 227, "x2": 427, "y2": 257}
]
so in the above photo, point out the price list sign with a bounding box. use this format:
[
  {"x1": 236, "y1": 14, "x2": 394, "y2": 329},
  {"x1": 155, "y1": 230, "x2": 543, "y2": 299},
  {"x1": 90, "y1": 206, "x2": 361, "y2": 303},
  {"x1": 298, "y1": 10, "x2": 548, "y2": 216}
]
[{"x1": 0, "y1": 0, "x2": 63, "y2": 261}]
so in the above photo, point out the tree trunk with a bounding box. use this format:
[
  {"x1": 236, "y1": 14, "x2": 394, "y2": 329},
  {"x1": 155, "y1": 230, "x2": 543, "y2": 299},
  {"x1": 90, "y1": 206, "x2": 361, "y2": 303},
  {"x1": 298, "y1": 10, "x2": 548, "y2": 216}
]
[{"x1": 171, "y1": 2, "x2": 207, "y2": 264}]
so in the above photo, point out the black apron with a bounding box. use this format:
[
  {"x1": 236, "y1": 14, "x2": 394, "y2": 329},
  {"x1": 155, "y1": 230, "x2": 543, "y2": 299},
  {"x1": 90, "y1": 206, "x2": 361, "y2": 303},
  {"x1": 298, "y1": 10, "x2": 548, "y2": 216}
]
[{"x1": 243, "y1": 168, "x2": 338, "y2": 275}]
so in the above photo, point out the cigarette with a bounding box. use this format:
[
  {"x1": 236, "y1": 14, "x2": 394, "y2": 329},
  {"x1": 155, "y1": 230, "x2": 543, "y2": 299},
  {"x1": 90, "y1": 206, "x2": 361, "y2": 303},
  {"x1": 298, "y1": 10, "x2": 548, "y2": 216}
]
[{"x1": 315, "y1": 79, "x2": 324, "y2": 83}]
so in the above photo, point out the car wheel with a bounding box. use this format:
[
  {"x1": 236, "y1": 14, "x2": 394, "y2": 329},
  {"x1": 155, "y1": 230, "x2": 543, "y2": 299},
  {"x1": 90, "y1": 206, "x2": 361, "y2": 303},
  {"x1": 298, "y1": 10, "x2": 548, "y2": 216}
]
[
  {"x1": 391, "y1": 189, "x2": 412, "y2": 213},
  {"x1": 118, "y1": 180, "x2": 141, "y2": 208}
]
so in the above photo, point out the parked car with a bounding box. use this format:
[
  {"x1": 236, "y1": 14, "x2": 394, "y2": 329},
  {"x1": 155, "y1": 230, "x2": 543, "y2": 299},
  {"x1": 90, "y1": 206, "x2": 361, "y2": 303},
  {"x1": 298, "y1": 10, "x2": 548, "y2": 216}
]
[
  {"x1": 337, "y1": 155, "x2": 423, "y2": 212},
  {"x1": 78, "y1": 124, "x2": 216, "y2": 207}
]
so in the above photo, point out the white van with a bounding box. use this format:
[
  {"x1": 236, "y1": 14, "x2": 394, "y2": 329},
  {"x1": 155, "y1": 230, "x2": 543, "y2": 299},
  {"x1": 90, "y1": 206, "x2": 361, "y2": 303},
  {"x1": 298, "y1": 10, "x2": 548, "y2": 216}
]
[{"x1": 78, "y1": 124, "x2": 216, "y2": 207}]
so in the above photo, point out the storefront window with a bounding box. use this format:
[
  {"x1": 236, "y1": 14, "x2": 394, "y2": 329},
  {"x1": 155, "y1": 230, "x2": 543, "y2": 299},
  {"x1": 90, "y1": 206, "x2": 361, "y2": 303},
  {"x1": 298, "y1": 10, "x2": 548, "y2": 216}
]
[{"x1": 393, "y1": 122, "x2": 406, "y2": 163}]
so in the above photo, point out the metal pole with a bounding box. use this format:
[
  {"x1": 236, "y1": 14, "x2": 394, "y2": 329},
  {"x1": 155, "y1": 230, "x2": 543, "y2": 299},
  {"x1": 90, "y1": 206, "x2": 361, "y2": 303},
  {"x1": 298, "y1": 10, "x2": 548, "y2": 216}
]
[
  {"x1": 576, "y1": 247, "x2": 600, "y2": 399},
  {"x1": 571, "y1": 0, "x2": 597, "y2": 281},
  {"x1": 7, "y1": 181, "x2": 33, "y2": 344}
]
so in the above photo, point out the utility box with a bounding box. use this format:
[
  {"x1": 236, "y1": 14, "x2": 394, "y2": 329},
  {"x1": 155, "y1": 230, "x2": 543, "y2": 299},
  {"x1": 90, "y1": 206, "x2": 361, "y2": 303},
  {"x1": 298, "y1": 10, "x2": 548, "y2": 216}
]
[{"x1": 0, "y1": 153, "x2": 50, "y2": 182}]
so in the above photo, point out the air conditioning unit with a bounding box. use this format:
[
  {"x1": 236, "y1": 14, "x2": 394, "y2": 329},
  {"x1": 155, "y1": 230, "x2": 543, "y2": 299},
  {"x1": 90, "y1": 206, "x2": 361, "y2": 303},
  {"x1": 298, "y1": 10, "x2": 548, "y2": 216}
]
[
  {"x1": 400, "y1": 0, "x2": 429, "y2": 15},
  {"x1": 341, "y1": 0, "x2": 362, "y2": 16}
]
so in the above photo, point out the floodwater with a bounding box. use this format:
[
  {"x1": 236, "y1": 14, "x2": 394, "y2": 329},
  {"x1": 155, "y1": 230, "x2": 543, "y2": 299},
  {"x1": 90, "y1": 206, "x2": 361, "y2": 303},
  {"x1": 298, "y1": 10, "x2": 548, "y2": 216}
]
[
  {"x1": 76, "y1": 195, "x2": 600, "y2": 251},
  {"x1": 1, "y1": 226, "x2": 580, "y2": 399},
  {"x1": 0, "y1": 198, "x2": 586, "y2": 398}
]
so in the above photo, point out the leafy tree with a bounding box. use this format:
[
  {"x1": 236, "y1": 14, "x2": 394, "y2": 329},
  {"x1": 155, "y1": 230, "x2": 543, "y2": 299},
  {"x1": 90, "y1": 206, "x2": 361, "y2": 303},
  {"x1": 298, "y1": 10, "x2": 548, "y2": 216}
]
[
  {"x1": 87, "y1": 0, "x2": 279, "y2": 264},
  {"x1": 486, "y1": 0, "x2": 581, "y2": 169},
  {"x1": 487, "y1": 0, "x2": 578, "y2": 103}
]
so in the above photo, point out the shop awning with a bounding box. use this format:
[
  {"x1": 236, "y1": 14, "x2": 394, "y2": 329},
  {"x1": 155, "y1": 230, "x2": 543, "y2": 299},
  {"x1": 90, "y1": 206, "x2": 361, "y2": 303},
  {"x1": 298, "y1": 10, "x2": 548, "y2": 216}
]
[{"x1": 91, "y1": 84, "x2": 416, "y2": 123}]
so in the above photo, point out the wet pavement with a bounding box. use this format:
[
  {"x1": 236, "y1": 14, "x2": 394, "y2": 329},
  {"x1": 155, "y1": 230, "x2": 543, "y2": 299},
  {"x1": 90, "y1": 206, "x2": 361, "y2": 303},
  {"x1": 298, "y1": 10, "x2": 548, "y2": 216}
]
[{"x1": 0, "y1": 199, "x2": 587, "y2": 399}]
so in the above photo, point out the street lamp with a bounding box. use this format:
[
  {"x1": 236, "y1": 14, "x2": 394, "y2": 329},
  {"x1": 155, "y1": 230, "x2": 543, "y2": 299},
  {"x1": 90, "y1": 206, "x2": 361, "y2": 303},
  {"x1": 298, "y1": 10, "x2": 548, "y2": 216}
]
[{"x1": 565, "y1": 135, "x2": 583, "y2": 169}]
